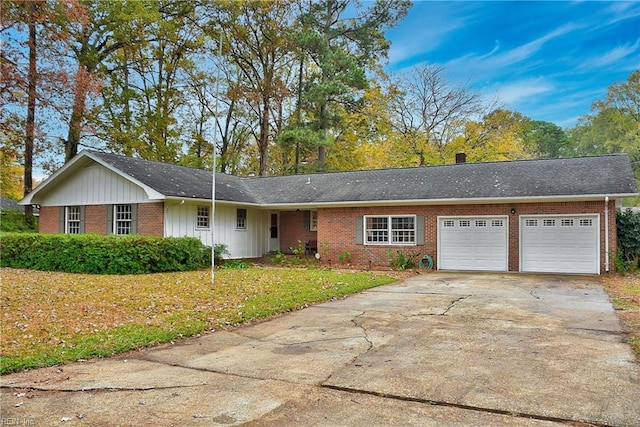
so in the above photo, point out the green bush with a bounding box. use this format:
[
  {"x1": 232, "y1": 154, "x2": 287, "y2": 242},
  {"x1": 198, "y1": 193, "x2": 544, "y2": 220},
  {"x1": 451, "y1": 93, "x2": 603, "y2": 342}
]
[
  {"x1": 0, "y1": 209, "x2": 38, "y2": 232},
  {"x1": 616, "y1": 209, "x2": 640, "y2": 273},
  {"x1": 213, "y1": 243, "x2": 230, "y2": 265},
  {"x1": 0, "y1": 233, "x2": 211, "y2": 274},
  {"x1": 387, "y1": 250, "x2": 418, "y2": 270}
]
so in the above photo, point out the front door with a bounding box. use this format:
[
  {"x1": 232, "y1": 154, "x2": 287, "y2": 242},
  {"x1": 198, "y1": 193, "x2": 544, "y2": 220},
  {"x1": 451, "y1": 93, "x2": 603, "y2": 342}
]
[{"x1": 269, "y1": 212, "x2": 279, "y2": 252}]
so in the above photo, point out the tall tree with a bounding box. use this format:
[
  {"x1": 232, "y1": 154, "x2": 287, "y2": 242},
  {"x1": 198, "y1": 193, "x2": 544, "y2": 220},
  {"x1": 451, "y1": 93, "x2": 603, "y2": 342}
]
[
  {"x1": 388, "y1": 65, "x2": 486, "y2": 165},
  {"x1": 214, "y1": 0, "x2": 296, "y2": 176},
  {"x1": 295, "y1": 0, "x2": 410, "y2": 167},
  {"x1": 523, "y1": 120, "x2": 570, "y2": 158},
  {"x1": 451, "y1": 109, "x2": 530, "y2": 163},
  {"x1": 96, "y1": 0, "x2": 204, "y2": 162},
  {"x1": 1, "y1": 0, "x2": 52, "y2": 224},
  {"x1": 22, "y1": 0, "x2": 38, "y2": 225},
  {"x1": 51, "y1": 0, "x2": 153, "y2": 161},
  {"x1": 568, "y1": 70, "x2": 640, "y2": 204}
]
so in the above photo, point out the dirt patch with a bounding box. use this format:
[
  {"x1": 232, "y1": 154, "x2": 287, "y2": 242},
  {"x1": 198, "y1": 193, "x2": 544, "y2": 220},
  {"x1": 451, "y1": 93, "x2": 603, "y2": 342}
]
[{"x1": 602, "y1": 274, "x2": 640, "y2": 361}]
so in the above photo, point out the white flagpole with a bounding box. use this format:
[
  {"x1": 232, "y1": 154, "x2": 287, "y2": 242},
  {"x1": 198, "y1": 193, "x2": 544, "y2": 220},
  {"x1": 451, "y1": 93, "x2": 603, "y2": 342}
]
[{"x1": 211, "y1": 30, "x2": 223, "y2": 285}]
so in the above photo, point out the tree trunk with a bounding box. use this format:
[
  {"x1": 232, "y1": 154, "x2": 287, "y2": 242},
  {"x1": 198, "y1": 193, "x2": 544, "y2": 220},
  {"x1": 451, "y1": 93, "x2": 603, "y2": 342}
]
[
  {"x1": 318, "y1": 101, "x2": 328, "y2": 164},
  {"x1": 65, "y1": 65, "x2": 89, "y2": 162},
  {"x1": 258, "y1": 100, "x2": 270, "y2": 176},
  {"x1": 24, "y1": 2, "x2": 37, "y2": 227}
]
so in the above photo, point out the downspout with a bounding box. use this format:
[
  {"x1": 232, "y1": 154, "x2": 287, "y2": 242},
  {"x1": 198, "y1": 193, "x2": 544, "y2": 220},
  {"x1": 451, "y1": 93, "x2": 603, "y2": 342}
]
[{"x1": 604, "y1": 196, "x2": 609, "y2": 273}]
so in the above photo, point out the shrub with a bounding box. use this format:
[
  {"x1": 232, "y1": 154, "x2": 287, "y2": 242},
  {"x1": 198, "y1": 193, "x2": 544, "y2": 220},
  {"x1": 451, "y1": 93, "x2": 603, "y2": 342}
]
[
  {"x1": 0, "y1": 209, "x2": 38, "y2": 232},
  {"x1": 0, "y1": 233, "x2": 210, "y2": 274},
  {"x1": 387, "y1": 250, "x2": 418, "y2": 270},
  {"x1": 616, "y1": 209, "x2": 640, "y2": 273},
  {"x1": 221, "y1": 259, "x2": 250, "y2": 269},
  {"x1": 213, "y1": 243, "x2": 230, "y2": 265}
]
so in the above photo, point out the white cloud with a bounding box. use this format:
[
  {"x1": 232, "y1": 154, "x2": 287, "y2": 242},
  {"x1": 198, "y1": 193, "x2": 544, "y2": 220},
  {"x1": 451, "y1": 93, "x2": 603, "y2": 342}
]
[
  {"x1": 386, "y1": 2, "x2": 481, "y2": 68},
  {"x1": 486, "y1": 78, "x2": 554, "y2": 106},
  {"x1": 580, "y1": 40, "x2": 640, "y2": 68}
]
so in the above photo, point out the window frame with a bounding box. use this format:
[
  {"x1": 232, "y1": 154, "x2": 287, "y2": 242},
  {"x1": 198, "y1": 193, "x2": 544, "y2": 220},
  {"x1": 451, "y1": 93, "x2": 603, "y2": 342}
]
[
  {"x1": 236, "y1": 208, "x2": 247, "y2": 230},
  {"x1": 310, "y1": 210, "x2": 318, "y2": 231},
  {"x1": 363, "y1": 214, "x2": 417, "y2": 246},
  {"x1": 113, "y1": 204, "x2": 133, "y2": 235},
  {"x1": 65, "y1": 206, "x2": 82, "y2": 234},
  {"x1": 196, "y1": 205, "x2": 210, "y2": 229}
]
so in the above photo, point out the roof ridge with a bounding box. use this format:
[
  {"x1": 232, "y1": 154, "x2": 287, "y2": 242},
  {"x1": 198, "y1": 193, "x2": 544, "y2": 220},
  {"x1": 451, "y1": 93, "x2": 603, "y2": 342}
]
[{"x1": 87, "y1": 149, "x2": 629, "y2": 180}]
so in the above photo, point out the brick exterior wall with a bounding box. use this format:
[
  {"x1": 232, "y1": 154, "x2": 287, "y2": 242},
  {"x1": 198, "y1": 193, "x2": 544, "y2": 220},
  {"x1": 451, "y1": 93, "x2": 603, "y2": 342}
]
[
  {"x1": 304, "y1": 201, "x2": 616, "y2": 272},
  {"x1": 38, "y1": 206, "x2": 59, "y2": 233},
  {"x1": 40, "y1": 200, "x2": 619, "y2": 273},
  {"x1": 85, "y1": 205, "x2": 108, "y2": 233},
  {"x1": 39, "y1": 203, "x2": 164, "y2": 237},
  {"x1": 279, "y1": 210, "x2": 317, "y2": 253},
  {"x1": 136, "y1": 202, "x2": 164, "y2": 236}
]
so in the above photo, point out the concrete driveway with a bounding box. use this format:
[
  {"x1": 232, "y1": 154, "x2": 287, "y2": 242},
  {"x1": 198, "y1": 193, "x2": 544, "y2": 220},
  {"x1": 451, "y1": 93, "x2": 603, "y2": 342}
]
[{"x1": 2, "y1": 273, "x2": 639, "y2": 426}]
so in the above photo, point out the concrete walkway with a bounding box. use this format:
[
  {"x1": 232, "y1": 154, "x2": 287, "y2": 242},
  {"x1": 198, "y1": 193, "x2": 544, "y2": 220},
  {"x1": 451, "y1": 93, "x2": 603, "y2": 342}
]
[{"x1": 2, "y1": 273, "x2": 639, "y2": 426}]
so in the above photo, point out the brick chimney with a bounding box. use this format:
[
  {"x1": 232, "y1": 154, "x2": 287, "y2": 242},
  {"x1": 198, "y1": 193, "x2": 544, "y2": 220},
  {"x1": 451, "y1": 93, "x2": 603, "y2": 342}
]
[{"x1": 456, "y1": 152, "x2": 466, "y2": 164}]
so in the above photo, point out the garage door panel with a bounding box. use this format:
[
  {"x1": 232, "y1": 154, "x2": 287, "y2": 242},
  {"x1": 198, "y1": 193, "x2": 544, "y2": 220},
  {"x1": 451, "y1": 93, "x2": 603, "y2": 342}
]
[
  {"x1": 439, "y1": 217, "x2": 508, "y2": 272},
  {"x1": 521, "y1": 215, "x2": 598, "y2": 274}
]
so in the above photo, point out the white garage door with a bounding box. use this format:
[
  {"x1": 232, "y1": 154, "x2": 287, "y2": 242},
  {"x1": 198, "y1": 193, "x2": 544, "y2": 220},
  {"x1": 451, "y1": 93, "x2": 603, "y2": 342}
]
[
  {"x1": 520, "y1": 215, "x2": 599, "y2": 274},
  {"x1": 438, "y1": 216, "x2": 508, "y2": 271}
]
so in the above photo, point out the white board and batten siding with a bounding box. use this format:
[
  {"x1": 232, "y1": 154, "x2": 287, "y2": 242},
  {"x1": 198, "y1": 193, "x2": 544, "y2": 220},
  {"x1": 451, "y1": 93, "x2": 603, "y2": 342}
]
[
  {"x1": 438, "y1": 216, "x2": 509, "y2": 272},
  {"x1": 164, "y1": 202, "x2": 269, "y2": 259},
  {"x1": 520, "y1": 214, "x2": 599, "y2": 274},
  {"x1": 37, "y1": 163, "x2": 150, "y2": 206}
]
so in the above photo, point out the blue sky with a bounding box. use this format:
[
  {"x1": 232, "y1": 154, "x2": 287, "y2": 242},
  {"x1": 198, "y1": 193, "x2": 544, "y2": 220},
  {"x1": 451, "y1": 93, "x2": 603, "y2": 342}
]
[{"x1": 384, "y1": 1, "x2": 640, "y2": 128}]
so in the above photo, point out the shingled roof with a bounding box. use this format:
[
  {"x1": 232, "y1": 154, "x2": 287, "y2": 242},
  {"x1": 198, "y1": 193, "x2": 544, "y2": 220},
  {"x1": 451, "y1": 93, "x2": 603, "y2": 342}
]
[{"x1": 87, "y1": 151, "x2": 637, "y2": 206}]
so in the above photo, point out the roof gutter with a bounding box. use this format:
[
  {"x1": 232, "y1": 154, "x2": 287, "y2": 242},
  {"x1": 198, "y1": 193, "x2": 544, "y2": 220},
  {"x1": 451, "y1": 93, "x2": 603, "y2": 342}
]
[
  {"x1": 163, "y1": 196, "x2": 262, "y2": 207},
  {"x1": 254, "y1": 192, "x2": 640, "y2": 210}
]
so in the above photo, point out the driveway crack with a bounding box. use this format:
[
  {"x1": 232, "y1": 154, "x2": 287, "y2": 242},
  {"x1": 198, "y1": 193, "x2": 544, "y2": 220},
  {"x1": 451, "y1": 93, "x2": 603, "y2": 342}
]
[
  {"x1": 321, "y1": 311, "x2": 372, "y2": 385},
  {"x1": 352, "y1": 311, "x2": 373, "y2": 351},
  {"x1": 320, "y1": 384, "x2": 610, "y2": 427},
  {"x1": 440, "y1": 295, "x2": 469, "y2": 315}
]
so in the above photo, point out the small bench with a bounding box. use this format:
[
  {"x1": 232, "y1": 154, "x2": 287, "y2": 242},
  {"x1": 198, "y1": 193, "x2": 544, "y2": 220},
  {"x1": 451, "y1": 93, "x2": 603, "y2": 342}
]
[{"x1": 305, "y1": 239, "x2": 318, "y2": 255}]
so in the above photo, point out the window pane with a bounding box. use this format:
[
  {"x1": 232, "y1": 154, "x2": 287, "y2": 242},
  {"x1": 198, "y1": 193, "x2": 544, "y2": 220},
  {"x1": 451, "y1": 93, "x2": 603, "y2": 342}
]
[
  {"x1": 365, "y1": 217, "x2": 388, "y2": 243},
  {"x1": 115, "y1": 204, "x2": 132, "y2": 235},
  {"x1": 197, "y1": 205, "x2": 210, "y2": 228},
  {"x1": 391, "y1": 216, "x2": 415, "y2": 243},
  {"x1": 237, "y1": 208, "x2": 247, "y2": 229},
  {"x1": 67, "y1": 206, "x2": 81, "y2": 234}
]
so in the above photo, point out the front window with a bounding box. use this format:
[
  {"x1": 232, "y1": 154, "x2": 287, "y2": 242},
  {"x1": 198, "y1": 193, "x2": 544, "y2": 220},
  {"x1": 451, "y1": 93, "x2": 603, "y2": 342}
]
[
  {"x1": 66, "y1": 206, "x2": 81, "y2": 234},
  {"x1": 236, "y1": 208, "x2": 247, "y2": 230},
  {"x1": 114, "y1": 204, "x2": 133, "y2": 235},
  {"x1": 310, "y1": 210, "x2": 318, "y2": 231},
  {"x1": 365, "y1": 215, "x2": 416, "y2": 245},
  {"x1": 196, "y1": 205, "x2": 210, "y2": 229}
]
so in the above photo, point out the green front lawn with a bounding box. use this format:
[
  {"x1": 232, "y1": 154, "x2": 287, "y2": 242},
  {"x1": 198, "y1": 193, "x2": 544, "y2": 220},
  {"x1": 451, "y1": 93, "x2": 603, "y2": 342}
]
[{"x1": 0, "y1": 267, "x2": 396, "y2": 374}]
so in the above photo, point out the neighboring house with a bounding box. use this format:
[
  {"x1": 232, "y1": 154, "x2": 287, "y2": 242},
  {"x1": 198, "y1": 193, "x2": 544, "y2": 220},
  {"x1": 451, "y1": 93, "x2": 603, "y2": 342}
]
[
  {"x1": 1, "y1": 196, "x2": 39, "y2": 216},
  {"x1": 1, "y1": 197, "x2": 22, "y2": 212},
  {"x1": 20, "y1": 150, "x2": 638, "y2": 275}
]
